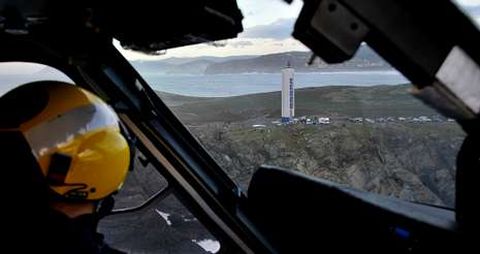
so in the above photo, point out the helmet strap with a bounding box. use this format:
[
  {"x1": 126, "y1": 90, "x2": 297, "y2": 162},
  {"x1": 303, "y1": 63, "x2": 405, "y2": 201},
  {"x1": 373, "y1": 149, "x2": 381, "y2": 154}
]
[
  {"x1": 47, "y1": 153, "x2": 72, "y2": 186},
  {"x1": 95, "y1": 195, "x2": 115, "y2": 219}
]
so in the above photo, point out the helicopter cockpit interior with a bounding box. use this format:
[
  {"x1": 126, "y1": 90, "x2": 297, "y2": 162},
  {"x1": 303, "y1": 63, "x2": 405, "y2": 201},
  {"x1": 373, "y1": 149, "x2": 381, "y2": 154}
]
[{"x1": 1, "y1": 0, "x2": 479, "y2": 253}]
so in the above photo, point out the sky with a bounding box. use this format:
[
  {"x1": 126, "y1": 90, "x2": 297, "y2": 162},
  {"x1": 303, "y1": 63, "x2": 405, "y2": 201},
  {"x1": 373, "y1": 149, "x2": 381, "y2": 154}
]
[
  {"x1": 459, "y1": 0, "x2": 480, "y2": 5},
  {"x1": 457, "y1": 0, "x2": 480, "y2": 22}
]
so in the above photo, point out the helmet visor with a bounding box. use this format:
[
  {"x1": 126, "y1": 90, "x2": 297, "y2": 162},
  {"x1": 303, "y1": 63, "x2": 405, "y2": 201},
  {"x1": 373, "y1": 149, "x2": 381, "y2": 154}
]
[{"x1": 24, "y1": 102, "x2": 120, "y2": 158}]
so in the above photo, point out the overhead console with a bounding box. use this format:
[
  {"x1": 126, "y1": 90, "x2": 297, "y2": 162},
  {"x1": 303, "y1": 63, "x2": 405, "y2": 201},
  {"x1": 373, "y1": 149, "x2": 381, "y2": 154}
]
[
  {"x1": 0, "y1": 0, "x2": 244, "y2": 54},
  {"x1": 98, "y1": 0, "x2": 244, "y2": 54}
]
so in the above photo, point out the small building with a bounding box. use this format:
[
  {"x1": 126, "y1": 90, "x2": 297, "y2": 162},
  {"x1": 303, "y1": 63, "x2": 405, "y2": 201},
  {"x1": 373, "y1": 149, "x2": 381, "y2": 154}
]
[{"x1": 318, "y1": 117, "x2": 330, "y2": 124}]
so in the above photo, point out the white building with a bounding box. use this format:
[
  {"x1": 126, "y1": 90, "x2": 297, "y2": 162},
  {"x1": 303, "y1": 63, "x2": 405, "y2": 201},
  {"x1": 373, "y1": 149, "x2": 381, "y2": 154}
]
[
  {"x1": 318, "y1": 117, "x2": 330, "y2": 124},
  {"x1": 281, "y1": 61, "x2": 294, "y2": 122}
]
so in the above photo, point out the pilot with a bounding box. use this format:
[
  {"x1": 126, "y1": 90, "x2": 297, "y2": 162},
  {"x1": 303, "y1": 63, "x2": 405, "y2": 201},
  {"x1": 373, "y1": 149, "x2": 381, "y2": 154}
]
[{"x1": 0, "y1": 81, "x2": 131, "y2": 254}]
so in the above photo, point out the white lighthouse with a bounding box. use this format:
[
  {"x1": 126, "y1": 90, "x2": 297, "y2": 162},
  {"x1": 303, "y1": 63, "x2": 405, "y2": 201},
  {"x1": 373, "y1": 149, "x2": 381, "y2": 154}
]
[{"x1": 281, "y1": 60, "x2": 295, "y2": 122}]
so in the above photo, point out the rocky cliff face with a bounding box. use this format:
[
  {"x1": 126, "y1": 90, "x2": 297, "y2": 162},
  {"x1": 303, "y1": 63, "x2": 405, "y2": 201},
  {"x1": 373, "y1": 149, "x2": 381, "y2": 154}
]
[
  {"x1": 191, "y1": 122, "x2": 462, "y2": 207},
  {"x1": 100, "y1": 119, "x2": 463, "y2": 253}
]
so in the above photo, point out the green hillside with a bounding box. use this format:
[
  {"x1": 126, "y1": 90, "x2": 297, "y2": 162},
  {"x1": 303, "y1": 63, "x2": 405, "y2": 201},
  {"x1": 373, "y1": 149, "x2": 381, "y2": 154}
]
[
  {"x1": 157, "y1": 84, "x2": 437, "y2": 124},
  {"x1": 154, "y1": 84, "x2": 463, "y2": 208}
]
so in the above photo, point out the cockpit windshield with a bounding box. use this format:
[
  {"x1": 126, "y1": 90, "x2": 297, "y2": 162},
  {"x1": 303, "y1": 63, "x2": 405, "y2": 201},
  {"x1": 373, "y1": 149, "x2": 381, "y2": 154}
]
[{"x1": 117, "y1": 0, "x2": 472, "y2": 211}]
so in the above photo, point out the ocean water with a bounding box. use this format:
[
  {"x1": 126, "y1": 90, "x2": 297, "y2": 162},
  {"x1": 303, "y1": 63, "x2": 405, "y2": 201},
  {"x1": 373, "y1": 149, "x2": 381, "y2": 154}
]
[
  {"x1": 0, "y1": 69, "x2": 408, "y2": 98},
  {"x1": 142, "y1": 70, "x2": 408, "y2": 97}
]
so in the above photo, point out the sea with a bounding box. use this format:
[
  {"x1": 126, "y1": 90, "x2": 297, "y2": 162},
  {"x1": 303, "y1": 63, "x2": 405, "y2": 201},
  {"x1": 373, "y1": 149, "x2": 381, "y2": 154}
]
[
  {"x1": 142, "y1": 70, "x2": 408, "y2": 97},
  {"x1": 0, "y1": 68, "x2": 408, "y2": 98}
]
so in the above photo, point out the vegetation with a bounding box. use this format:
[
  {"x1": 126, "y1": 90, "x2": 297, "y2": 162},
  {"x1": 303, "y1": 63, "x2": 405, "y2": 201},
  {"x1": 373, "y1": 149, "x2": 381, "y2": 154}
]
[{"x1": 158, "y1": 84, "x2": 464, "y2": 207}]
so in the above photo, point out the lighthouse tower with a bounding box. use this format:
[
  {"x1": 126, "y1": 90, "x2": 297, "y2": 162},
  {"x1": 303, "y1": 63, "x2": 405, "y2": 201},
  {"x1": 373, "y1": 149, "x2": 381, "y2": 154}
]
[{"x1": 281, "y1": 60, "x2": 295, "y2": 123}]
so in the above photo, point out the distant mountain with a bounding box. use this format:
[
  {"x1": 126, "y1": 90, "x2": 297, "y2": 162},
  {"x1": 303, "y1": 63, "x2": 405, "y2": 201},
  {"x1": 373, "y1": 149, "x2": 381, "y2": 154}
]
[
  {"x1": 167, "y1": 60, "x2": 213, "y2": 74},
  {"x1": 130, "y1": 46, "x2": 390, "y2": 75},
  {"x1": 204, "y1": 46, "x2": 390, "y2": 74},
  {"x1": 159, "y1": 55, "x2": 257, "y2": 65},
  {"x1": 130, "y1": 55, "x2": 257, "y2": 74},
  {"x1": 130, "y1": 61, "x2": 174, "y2": 74}
]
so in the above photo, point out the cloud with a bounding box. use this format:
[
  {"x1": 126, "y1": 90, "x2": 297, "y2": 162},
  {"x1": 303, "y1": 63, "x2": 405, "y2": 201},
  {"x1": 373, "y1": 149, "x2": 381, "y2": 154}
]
[
  {"x1": 237, "y1": 0, "x2": 303, "y2": 28},
  {"x1": 240, "y1": 18, "x2": 295, "y2": 40}
]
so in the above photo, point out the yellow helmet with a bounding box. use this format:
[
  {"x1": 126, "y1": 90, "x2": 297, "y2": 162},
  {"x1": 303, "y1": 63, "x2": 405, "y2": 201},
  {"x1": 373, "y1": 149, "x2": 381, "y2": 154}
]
[{"x1": 0, "y1": 81, "x2": 130, "y2": 200}]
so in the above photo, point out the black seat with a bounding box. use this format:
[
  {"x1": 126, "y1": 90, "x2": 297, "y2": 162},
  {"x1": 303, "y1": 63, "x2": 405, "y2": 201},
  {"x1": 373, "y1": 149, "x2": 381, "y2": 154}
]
[
  {"x1": 246, "y1": 166, "x2": 460, "y2": 253},
  {"x1": 0, "y1": 131, "x2": 50, "y2": 250}
]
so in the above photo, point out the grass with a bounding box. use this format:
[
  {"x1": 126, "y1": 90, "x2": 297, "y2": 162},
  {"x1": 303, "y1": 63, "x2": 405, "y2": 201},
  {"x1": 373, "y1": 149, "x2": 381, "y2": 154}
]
[{"x1": 156, "y1": 84, "x2": 438, "y2": 124}]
